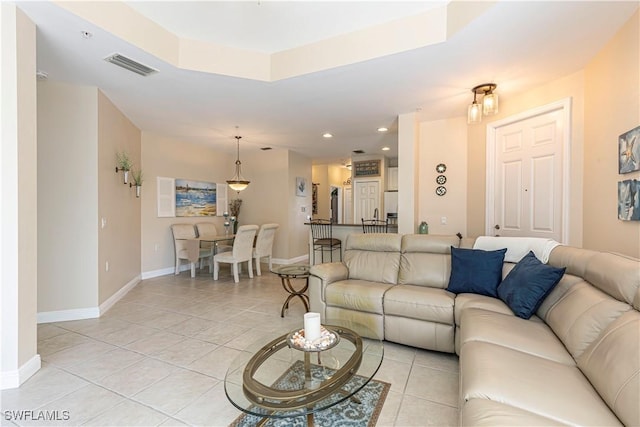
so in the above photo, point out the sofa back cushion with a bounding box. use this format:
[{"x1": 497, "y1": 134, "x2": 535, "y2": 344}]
[
  {"x1": 398, "y1": 235, "x2": 460, "y2": 288},
  {"x1": 344, "y1": 233, "x2": 402, "y2": 284},
  {"x1": 544, "y1": 279, "x2": 631, "y2": 360},
  {"x1": 577, "y1": 310, "x2": 640, "y2": 427}
]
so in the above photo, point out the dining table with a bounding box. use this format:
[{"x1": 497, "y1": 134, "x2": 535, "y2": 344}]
[{"x1": 177, "y1": 234, "x2": 235, "y2": 277}]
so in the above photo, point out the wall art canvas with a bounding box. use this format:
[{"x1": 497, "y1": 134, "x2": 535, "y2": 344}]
[
  {"x1": 175, "y1": 179, "x2": 217, "y2": 216},
  {"x1": 618, "y1": 179, "x2": 640, "y2": 221},
  {"x1": 296, "y1": 177, "x2": 308, "y2": 197},
  {"x1": 619, "y1": 125, "x2": 640, "y2": 173}
]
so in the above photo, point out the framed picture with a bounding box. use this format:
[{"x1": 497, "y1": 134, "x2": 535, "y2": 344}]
[
  {"x1": 619, "y1": 125, "x2": 639, "y2": 174},
  {"x1": 618, "y1": 179, "x2": 639, "y2": 221},
  {"x1": 353, "y1": 160, "x2": 381, "y2": 177},
  {"x1": 175, "y1": 179, "x2": 217, "y2": 217},
  {"x1": 296, "y1": 177, "x2": 308, "y2": 197}
]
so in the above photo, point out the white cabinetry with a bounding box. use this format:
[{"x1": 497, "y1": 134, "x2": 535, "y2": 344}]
[{"x1": 387, "y1": 167, "x2": 398, "y2": 191}]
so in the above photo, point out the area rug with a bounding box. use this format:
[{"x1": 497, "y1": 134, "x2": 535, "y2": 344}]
[{"x1": 230, "y1": 360, "x2": 390, "y2": 427}]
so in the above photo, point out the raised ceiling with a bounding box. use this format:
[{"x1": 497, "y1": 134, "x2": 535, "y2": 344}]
[{"x1": 17, "y1": 1, "x2": 639, "y2": 164}]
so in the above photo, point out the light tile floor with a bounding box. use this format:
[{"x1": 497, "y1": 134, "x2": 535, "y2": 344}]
[{"x1": 2, "y1": 266, "x2": 459, "y2": 426}]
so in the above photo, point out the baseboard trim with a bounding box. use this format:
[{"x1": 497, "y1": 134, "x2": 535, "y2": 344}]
[
  {"x1": 99, "y1": 275, "x2": 141, "y2": 315},
  {"x1": 141, "y1": 266, "x2": 176, "y2": 279},
  {"x1": 0, "y1": 354, "x2": 41, "y2": 390},
  {"x1": 37, "y1": 307, "x2": 100, "y2": 324}
]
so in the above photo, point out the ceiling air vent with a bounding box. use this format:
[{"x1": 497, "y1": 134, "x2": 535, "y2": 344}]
[
  {"x1": 104, "y1": 53, "x2": 157, "y2": 76},
  {"x1": 352, "y1": 149, "x2": 365, "y2": 154}
]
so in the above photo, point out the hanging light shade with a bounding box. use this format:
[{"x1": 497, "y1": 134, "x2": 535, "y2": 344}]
[
  {"x1": 467, "y1": 90, "x2": 483, "y2": 124},
  {"x1": 227, "y1": 134, "x2": 250, "y2": 192},
  {"x1": 468, "y1": 83, "x2": 498, "y2": 124}
]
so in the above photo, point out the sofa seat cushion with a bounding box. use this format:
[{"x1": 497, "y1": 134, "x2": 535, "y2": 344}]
[
  {"x1": 459, "y1": 308, "x2": 575, "y2": 365},
  {"x1": 454, "y1": 293, "x2": 515, "y2": 326},
  {"x1": 325, "y1": 280, "x2": 393, "y2": 314},
  {"x1": 462, "y1": 399, "x2": 568, "y2": 426},
  {"x1": 460, "y1": 341, "x2": 622, "y2": 426},
  {"x1": 384, "y1": 285, "x2": 454, "y2": 324}
]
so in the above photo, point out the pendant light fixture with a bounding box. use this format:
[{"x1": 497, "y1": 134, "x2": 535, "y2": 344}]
[
  {"x1": 227, "y1": 130, "x2": 250, "y2": 193},
  {"x1": 467, "y1": 83, "x2": 499, "y2": 124}
]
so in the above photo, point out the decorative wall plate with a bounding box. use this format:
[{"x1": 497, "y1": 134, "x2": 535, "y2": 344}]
[
  {"x1": 436, "y1": 186, "x2": 447, "y2": 196},
  {"x1": 436, "y1": 175, "x2": 447, "y2": 185},
  {"x1": 436, "y1": 163, "x2": 447, "y2": 173}
]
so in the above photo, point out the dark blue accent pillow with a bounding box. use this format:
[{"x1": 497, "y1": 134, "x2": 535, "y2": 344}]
[
  {"x1": 446, "y1": 247, "x2": 507, "y2": 297},
  {"x1": 497, "y1": 251, "x2": 566, "y2": 319}
]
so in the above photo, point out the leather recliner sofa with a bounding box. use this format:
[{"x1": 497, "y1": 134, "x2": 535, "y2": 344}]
[{"x1": 308, "y1": 233, "x2": 640, "y2": 426}]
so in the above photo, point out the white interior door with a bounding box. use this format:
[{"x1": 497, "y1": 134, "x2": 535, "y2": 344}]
[
  {"x1": 343, "y1": 186, "x2": 353, "y2": 224},
  {"x1": 487, "y1": 100, "x2": 570, "y2": 242},
  {"x1": 355, "y1": 180, "x2": 380, "y2": 223}
]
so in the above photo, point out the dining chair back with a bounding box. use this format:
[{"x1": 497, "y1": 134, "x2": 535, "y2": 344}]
[
  {"x1": 213, "y1": 224, "x2": 259, "y2": 283},
  {"x1": 361, "y1": 218, "x2": 389, "y2": 234},
  {"x1": 195, "y1": 222, "x2": 232, "y2": 254},
  {"x1": 310, "y1": 219, "x2": 342, "y2": 264},
  {"x1": 171, "y1": 224, "x2": 213, "y2": 277},
  {"x1": 253, "y1": 223, "x2": 279, "y2": 275}
]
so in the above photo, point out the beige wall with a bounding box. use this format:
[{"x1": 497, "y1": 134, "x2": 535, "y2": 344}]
[
  {"x1": 584, "y1": 10, "x2": 640, "y2": 257},
  {"x1": 98, "y1": 92, "x2": 141, "y2": 304},
  {"x1": 288, "y1": 151, "x2": 313, "y2": 259},
  {"x1": 37, "y1": 81, "x2": 99, "y2": 312},
  {"x1": 241, "y1": 147, "x2": 310, "y2": 261},
  {"x1": 1, "y1": 3, "x2": 39, "y2": 385},
  {"x1": 419, "y1": 117, "x2": 468, "y2": 236},
  {"x1": 140, "y1": 132, "x2": 232, "y2": 275}
]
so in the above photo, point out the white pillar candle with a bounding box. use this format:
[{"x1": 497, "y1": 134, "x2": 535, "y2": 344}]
[{"x1": 304, "y1": 312, "x2": 321, "y2": 342}]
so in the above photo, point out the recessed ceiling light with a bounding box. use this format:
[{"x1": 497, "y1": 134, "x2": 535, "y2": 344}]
[
  {"x1": 322, "y1": 133, "x2": 333, "y2": 138},
  {"x1": 377, "y1": 127, "x2": 388, "y2": 132},
  {"x1": 382, "y1": 147, "x2": 390, "y2": 151}
]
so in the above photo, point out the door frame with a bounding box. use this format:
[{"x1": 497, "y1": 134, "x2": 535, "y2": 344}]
[{"x1": 485, "y1": 98, "x2": 572, "y2": 243}]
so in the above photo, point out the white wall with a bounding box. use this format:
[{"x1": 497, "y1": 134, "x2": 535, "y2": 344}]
[
  {"x1": 418, "y1": 117, "x2": 468, "y2": 236},
  {"x1": 1, "y1": 3, "x2": 39, "y2": 388}
]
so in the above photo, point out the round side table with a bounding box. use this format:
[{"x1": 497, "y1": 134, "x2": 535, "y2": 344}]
[{"x1": 271, "y1": 264, "x2": 310, "y2": 317}]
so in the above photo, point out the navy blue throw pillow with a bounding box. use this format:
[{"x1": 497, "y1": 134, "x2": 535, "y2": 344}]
[
  {"x1": 497, "y1": 251, "x2": 566, "y2": 319},
  {"x1": 446, "y1": 247, "x2": 507, "y2": 297}
]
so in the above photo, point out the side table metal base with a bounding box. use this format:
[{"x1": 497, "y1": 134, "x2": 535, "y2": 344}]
[{"x1": 280, "y1": 276, "x2": 310, "y2": 317}]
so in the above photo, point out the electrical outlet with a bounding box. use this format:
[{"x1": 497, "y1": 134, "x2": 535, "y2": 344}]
[
  {"x1": 101, "y1": 217, "x2": 107, "y2": 229},
  {"x1": 301, "y1": 206, "x2": 306, "y2": 212},
  {"x1": 154, "y1": 244, "x2": 159, "y2": 252},
  {"x1": 441, "y1": 216, "x2": 447, "y2": 225},
  {"x1": 105, "y1": 261, "x2": 109, "y2": 272}
]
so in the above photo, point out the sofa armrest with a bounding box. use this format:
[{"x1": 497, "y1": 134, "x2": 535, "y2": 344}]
[{"x1": 309, "y1": 262, "x2": 349, "y2": 318}]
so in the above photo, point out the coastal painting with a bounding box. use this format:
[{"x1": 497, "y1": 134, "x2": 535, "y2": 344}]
[
  {"x1": 175, "y1": 179, "x2": 217, "y2": 217},
  {"x1": 618, "y1": 179, "x2": 640, "y2": 221}
]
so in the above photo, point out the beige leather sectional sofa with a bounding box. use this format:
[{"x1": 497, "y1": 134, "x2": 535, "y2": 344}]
[{"x1": 308, "y1": 233, "x2": 640, "y2": 426}]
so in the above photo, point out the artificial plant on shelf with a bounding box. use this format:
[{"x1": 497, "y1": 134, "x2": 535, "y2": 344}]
[
  {"x1": 116, "y1": 151, "x2": 133, "y2": 184},
  {"x1": 229, "y1": 199, "x2": 242, "y2": 233}
]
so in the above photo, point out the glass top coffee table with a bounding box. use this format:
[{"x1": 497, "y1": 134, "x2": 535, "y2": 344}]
[{"x1": 224, "y1": 319, "x2": 384, "y2": 426}]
